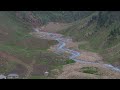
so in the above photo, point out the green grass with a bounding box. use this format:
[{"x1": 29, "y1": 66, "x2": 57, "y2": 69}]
[
  {"x1": 38, "y1": 60, "x2": 49, "y2": 64},
  {"x1": 81, "y1": 67, "x2": 98, "y2": 74},
  {"x1": 0, "y1": 43, "x2": 52, "y2": 62},
  {"x1": 78, "y1": 43, "x2": 97, "y2": 52},
  {"x1": 60, "y1": 13, "x2": 120, "y2": 65},
  {"x1": 14, "y1": 31, "x2": 32, "y2": 42},
  {"x1": 0, "y1": 44, "x2": 33, "y2": 57},
  {"x1": 65, "y1": 59, "x2": 75, "y2": 64},
  {"x1": 0, "y1": 12, "x2": 31, "y2": 32},
  {"x1": 0, "y1": 61, "x2": 17, "y2": 74}
]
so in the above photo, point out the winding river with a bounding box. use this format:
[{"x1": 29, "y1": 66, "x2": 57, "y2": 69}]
[{"x1": 33, "y1": 29, "x2": 120, "y2": 73}]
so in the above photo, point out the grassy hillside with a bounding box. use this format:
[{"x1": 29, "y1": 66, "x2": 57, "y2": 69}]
[
  {"x1": 0, "y1": 12, "x2": 58, "y2": 54},
  {"x1": 16, "y1": 11, "x2": 94, "y2": 26},
  {"x1": 59, "y1": 11, "x2": 120, "y2": 66},
  {"x1": 0, "y1": 11, "x2": 67, "y2": 77},
  {"x1": 1, "y1": 11, "x2": 120, "y2": 78}
]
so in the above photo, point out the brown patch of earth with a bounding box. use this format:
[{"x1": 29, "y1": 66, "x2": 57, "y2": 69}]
[
  {"x1": 57, "y1": 62, "x2": 120, "y2": 79},
  {"x1": 64, "y1": 39, "x2": 79, "y2": 49},
  {"x1": 76, "y1": 50, "x2": 103, "y2": 63},
  {"x1": 37, "y1": 22, "x2": 71, "y2": 33}
]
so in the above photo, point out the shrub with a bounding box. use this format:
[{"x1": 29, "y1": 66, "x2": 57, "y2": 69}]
[
  {"x1": 65, "y1": 59, "x2": 75, "y2": 64},
  {"x1": 81, "y1": 67, "x2": 98, "y2": 74}
]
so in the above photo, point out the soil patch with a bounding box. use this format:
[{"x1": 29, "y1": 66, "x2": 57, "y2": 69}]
[
  {"x1": 57, "y1": 62, "x2": 120, "y2": 79},
  {"x1": 37, "y1": 22, "x2": 71, "y2": 33}
]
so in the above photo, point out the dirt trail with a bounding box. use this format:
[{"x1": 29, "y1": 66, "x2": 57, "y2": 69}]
[
  {"x1": 0, "y1": 52, "x2": 35, "y2": 79},
  {"x1": 24, "y1": 60, "x2": 36, "y2": 79},
  {"x1": 36, "y1": 22, "x2": 71, "y2": 33}
]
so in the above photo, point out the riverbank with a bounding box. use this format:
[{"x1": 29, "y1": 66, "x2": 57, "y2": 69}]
[{"x1": 30, "y1": 28, "x2": 120, "y2": 79}]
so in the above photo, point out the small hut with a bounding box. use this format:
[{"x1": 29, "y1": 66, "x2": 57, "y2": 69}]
[
  {"x1": 44, "y1": 71, "x2": 49, "y2": 77},
  {"x1": 0, "y1": 74, "x2": 6, "y2": 79},
  {"x1": 7, "y1": 74, "x2": 19, "y2": 79}
]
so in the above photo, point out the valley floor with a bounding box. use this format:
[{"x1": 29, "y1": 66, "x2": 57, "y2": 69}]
[
  {"x1": 1, "y1": 21, "x2": 120, "y2": 79},
  {"x1": 30, "y1": 26, "x2": 120, "y2": 79}
]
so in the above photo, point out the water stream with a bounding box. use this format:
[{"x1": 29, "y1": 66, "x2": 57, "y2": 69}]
[{"x1": 34, "y1": 29, "x2": 120, "y2": 73}]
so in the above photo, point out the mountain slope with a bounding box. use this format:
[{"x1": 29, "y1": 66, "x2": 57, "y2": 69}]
[
  {"x1": 0, "y1": 11, "x2": 69, "y2": 78},
  {"x1": 15, "y1": 11, "x2": 94, "y2": 26},
  {"x1": 1, "y1": 11, "x2": 120, "y2": 78},
  {"x1": 1, "y1": 11, "x2": 93, "y2": 78},
  {"x1": 59, "y1": 11, "x2": 120, "y2": 66}
]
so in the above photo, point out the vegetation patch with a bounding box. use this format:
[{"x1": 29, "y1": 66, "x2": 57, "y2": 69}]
[
  {"x1": 0, "y1": 59, "x2": 17, "y2": 74},
  {"x1": 60, "y1": 12, "x2": 120, "y2": 65},
  {"x1": 78, "y1": 43, "x2": 93, "y2": 51},
  {"x1": 65, "y1": 59, "x2": 75, "y2": 64},
  {"x1": 80, "y1": 67, "x2": 98, "y2": 74}
]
